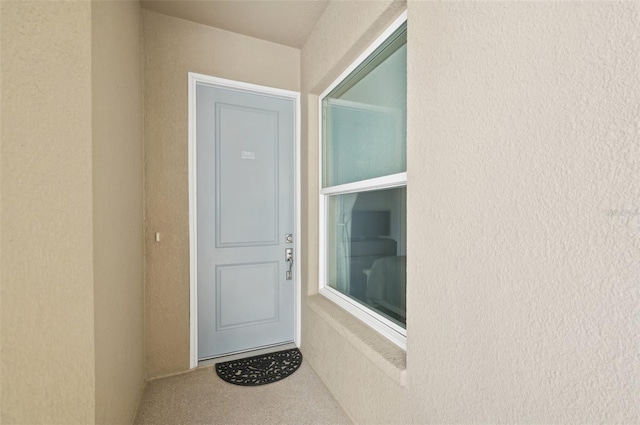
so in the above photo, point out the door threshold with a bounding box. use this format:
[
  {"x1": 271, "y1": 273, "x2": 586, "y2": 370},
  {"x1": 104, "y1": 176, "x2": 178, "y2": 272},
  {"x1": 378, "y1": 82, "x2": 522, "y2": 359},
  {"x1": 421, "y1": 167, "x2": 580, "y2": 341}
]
[{"x1": 197, "y1": 342, "x2": 297, "y2": 368}]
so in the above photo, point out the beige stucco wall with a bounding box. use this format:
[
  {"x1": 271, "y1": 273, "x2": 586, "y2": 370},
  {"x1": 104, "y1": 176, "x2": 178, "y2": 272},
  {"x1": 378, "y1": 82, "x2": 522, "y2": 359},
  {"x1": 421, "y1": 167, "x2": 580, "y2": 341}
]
[
  {"x1": 302, "y1": 1, "x2": 639, "y2": 423},
  {"x1": 92, "y1": 1, "x2": 145, "y2": 424},
  {"x1": 408, "y1": 2, "x2": 639, "y2": 422},
  {"x1": 0, "y1": 1, "x2": 145, "y2": 422},
  {"x1": 0, "y1": 2, "x2": 95, "y2": 423},
  {"x1": 0, "y1": 4, "x2": 3, "y2": 418},
  {"x1": 143, "y1": 10, "x2": 300, "y2": 378}
]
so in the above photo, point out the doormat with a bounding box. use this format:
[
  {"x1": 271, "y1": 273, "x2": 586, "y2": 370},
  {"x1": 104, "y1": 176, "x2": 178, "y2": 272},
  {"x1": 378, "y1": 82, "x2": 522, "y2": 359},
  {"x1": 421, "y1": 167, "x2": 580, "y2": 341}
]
[{"x1": 215, "y1": 348, "x2": 303, "y2": 386}]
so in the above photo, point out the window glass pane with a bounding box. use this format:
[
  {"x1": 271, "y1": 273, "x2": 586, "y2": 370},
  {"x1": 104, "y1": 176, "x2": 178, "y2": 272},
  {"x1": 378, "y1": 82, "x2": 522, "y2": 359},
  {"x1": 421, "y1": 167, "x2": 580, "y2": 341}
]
[
  {"x1": 322, "y1": 26, "x2": 407, "y2": 188},
  {"x1": 326, "y1": 187, "x2": 406, "y2": 328}
]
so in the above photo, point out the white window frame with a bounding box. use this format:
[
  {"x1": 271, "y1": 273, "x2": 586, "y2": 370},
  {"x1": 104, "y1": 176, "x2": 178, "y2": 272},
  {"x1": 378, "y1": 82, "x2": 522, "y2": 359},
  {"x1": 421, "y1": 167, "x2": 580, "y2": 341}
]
[{"x1": 318, "y1": 11, "x2": 408, "y2": 350}]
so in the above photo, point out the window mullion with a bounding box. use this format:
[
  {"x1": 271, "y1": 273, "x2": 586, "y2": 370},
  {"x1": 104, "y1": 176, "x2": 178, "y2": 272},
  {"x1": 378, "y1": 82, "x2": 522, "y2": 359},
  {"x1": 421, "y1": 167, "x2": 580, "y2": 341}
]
[{"x1": 320, "y1": 172, "x2": 407, "y2": 196}]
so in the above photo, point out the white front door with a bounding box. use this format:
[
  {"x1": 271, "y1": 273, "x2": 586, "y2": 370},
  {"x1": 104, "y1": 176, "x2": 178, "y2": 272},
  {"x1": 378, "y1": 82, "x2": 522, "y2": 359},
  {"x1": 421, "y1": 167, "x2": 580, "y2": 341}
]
[{"x1": 194, "y1": 78, "x2": 296, "y2": 360}]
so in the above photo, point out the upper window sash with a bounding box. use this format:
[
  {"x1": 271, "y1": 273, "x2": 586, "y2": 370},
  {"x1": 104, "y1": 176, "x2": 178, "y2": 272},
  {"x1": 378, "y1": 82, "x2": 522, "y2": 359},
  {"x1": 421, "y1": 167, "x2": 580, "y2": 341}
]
[{"x1": 319, "y1": 12, "x2": 408, "y2": 189}]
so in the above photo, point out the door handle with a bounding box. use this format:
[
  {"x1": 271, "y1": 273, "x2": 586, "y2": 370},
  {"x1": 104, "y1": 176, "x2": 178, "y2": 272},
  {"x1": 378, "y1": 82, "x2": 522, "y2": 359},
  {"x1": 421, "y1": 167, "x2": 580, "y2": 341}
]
[{"x1": 285, "y1": 248, "x2": 293, "y2": 280}]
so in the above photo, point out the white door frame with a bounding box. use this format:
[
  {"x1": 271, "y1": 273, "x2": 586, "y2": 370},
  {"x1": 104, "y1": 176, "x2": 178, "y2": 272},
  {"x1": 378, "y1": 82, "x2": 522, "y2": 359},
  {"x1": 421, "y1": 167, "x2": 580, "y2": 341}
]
[{"x1": 188, "y1": 72, "x2": 301, "y2": 369}]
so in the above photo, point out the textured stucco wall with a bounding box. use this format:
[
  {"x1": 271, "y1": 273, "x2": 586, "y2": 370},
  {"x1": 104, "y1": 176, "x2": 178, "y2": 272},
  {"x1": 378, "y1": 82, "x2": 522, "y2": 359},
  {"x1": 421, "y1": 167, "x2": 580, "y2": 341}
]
[
  {"x1": 302, "y1": 1, "x2": 639, "y2": 423},
  {"x1": 0, "y1": 2, "x2": 95, "y2": 423},
  {"x1": 0, "y1": 4, "x2": 3, "y2": 418},
  {"x1": 92, "y1": 1, "x2": 145, "y2": 424},
  {"x1": 408, "y1": 2, "x2": 639, "y2": 422},
  {"x1": 143, "y1": 10, "x2": 300, "y2": 378}
]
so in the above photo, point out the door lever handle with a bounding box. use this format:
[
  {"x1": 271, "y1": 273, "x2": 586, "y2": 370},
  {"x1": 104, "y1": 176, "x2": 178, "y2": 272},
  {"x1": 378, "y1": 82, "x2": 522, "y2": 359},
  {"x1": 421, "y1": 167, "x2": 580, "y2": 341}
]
[{"x1": 285, "y1": 248, "x2": 293, "y2": 280}]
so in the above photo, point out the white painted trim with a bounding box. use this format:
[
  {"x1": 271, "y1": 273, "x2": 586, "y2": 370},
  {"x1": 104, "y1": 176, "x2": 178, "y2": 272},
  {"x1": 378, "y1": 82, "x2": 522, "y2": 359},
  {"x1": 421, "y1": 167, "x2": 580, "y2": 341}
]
[
  {"x1": 317, "y1": 11, "x2": 408, "y2": 351},
  {"x1": 190, "y1": 72, "x2": 300, "y2": 99},
  {"x1": 317, "y1": 192, "x2": 327, "y2": 301},
  {"x1": 319, "y1": 173, "x2": 407, "y2": 196},
  {"x1": 188, "y1": 73, "x2": 199, "y2": 369},
  {"x1": 294, "y1": 87, "x2": 302, "y2": 348},
  {"x1": 318, "y1": 99, "x2": 326, "y2": 300},
  {"x1": 188, "y1": 72, "x2": 301, "y2": 369}
]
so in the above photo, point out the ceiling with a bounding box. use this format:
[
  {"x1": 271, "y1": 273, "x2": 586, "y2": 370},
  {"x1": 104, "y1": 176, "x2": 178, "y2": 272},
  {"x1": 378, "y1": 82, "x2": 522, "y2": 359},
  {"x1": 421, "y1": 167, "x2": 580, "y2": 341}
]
[{"x1": 140, "y1": 0, "x2": 330, "y2": 48}]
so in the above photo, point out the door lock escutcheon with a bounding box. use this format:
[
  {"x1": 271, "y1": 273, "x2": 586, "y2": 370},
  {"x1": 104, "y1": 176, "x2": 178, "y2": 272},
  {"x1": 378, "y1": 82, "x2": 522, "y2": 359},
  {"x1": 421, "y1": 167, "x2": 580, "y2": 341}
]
[{"x1": 285, "y1": 248, "x2": 293, "y2": 280}]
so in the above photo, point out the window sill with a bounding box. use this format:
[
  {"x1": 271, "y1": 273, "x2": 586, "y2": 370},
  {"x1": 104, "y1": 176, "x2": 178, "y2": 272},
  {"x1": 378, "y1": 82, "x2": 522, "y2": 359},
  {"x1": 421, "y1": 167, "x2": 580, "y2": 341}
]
[{"x1": 306, "y1": 294, "x2": 407, "y2": 387}]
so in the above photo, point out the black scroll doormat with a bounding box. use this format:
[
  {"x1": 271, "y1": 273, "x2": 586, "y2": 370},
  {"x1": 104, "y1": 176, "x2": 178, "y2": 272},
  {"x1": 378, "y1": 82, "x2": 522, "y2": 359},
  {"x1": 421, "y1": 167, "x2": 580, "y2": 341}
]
[{"x1": 215, "y1": 348, "x2": 303, "y2": 386}]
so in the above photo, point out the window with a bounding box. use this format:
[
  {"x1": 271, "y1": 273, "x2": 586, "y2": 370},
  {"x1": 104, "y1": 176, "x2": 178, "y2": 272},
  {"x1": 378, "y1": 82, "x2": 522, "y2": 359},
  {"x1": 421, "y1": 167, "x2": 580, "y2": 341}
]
[{"x1": 319, "y1": 14, "x2": 407, "y2": 349}]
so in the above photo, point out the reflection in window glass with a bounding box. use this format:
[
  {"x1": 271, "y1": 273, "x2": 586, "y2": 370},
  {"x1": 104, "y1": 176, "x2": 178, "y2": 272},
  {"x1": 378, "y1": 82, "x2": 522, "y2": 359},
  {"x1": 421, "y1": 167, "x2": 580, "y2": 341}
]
[{"x1": 326, "y1": 187, "x2": 406, "y2": 328}]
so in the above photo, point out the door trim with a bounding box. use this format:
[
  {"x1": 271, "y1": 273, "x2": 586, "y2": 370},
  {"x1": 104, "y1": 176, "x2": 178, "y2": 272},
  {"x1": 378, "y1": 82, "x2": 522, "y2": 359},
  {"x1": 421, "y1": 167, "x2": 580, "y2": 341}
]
[{"x1": 188, "y1": 72, "x2": 301, "y2": 369}]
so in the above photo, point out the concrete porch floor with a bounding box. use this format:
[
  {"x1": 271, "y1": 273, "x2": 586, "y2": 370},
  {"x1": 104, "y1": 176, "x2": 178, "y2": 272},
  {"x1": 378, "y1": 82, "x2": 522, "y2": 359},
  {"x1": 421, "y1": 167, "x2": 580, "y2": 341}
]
[{"x1": 134, "y1": 356, "x2": 352, "y2": 424}]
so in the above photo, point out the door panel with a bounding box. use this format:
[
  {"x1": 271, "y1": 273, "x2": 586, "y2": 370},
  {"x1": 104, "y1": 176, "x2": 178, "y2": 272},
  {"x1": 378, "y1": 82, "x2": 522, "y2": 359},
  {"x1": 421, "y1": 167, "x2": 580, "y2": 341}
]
[
  {"x1": 216, "y1": 104, "x2": 279, "y2": 247},
  {"x1": 216, "y1": 262, "x2": 279, "y2": 330},
  {"x1": 197, "y1": 83, "x2": 295, "y2": 359}
]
